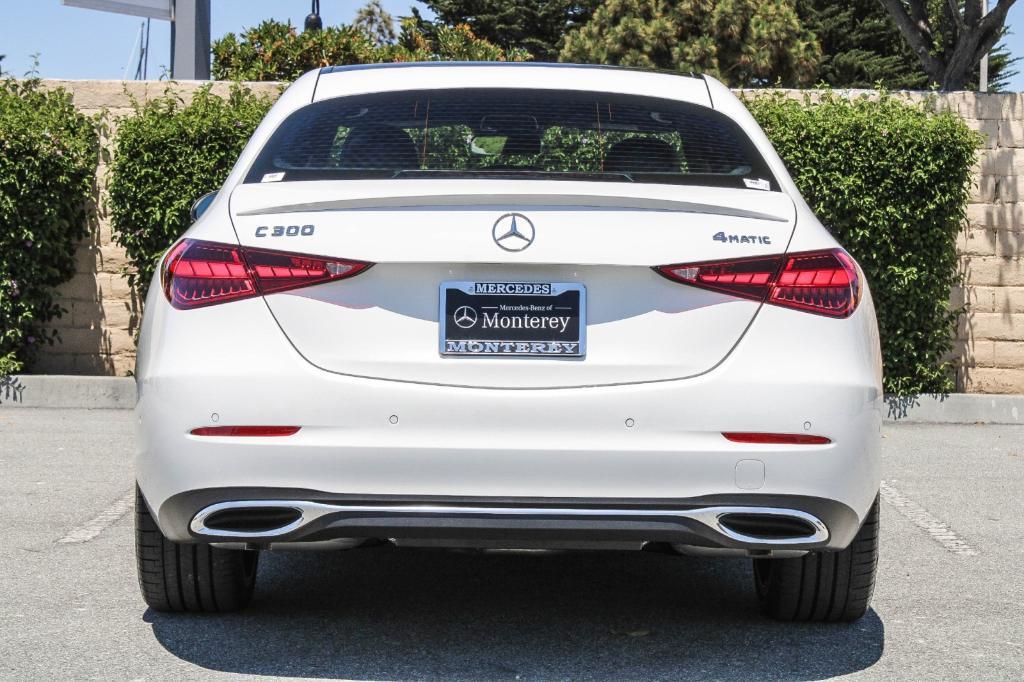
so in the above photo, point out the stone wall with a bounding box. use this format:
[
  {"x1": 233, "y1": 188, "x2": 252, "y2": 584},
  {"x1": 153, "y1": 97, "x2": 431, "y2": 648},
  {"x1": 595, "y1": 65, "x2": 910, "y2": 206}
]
[
  {"x1": 956, "y1": 94, "x2": 1024, "y2": 393},
  {"x1": 25, "y1": 81, "x2": 1024, "y2": 393}
]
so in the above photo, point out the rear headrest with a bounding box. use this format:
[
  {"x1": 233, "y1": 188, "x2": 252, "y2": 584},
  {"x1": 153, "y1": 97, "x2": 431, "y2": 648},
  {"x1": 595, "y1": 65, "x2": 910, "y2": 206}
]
[
  {"x1": 337, "y1": 125, "x2": 420, "y2": 169},
  {"x1": 605, "y1": 138, "x2": 680, "y2": 174}
]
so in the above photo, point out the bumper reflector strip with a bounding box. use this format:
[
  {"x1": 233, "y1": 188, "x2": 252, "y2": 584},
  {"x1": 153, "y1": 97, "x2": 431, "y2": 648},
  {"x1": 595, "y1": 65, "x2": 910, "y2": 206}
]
[
  {"x1": 190, "y1": 426, "x2": 301, "y2": 437},
  {"x1": 723, "y1": 432, "x2": 831, "y2": 445}
]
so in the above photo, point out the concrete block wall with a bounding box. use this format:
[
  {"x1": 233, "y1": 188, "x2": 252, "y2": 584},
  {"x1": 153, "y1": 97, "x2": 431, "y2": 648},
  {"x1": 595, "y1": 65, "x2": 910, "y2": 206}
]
[
  {"x1": 23, "y1": 81, "x2": 1024, "y2": 393},
  {"x1": 955, "y1": 93, "x2": 1024, "y2": 393}
]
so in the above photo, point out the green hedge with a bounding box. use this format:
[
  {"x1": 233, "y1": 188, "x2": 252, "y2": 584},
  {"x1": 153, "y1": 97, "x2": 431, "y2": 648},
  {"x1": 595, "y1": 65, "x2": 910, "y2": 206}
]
[
  {"x1": 107, "y1": 85, "x2": 274, "y2": 298},
  {"x1": 212, "y1": 19, "x2": 528, "y2": 82},
  {"x1": 108, "y1": 86, "x2": 977, "y2": 394},
  {"x1": 0, "y1": 79, "x2": 98, "y2": 375},
  {"x1": 746, "y1": 91, "x2": 979, "y2": 395}
]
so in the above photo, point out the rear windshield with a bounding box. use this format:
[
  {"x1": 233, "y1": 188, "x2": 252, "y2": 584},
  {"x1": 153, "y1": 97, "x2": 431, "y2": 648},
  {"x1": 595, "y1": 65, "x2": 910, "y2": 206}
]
[{"x1": 245, "y1": 88, "x2": 777, "y2": 190}]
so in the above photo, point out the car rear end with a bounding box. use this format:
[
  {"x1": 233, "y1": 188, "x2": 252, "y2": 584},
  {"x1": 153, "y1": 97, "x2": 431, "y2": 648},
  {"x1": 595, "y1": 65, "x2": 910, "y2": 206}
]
[{"x1": 134, "y1": 64, "x2": 882, "y2": 620}]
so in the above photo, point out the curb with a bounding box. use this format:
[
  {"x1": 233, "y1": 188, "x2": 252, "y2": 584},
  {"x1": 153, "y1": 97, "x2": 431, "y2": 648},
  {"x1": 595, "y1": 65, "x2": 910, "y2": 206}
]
[
  {"x1": 2, "y1": 376, "x2": 1024, "y2": 424},
  {"x1": 884, "y1": 394, "x2": 1024, "y2": 424},
  {"x1": 0, "y1": 375, "x2": 136, "y2": 410}
]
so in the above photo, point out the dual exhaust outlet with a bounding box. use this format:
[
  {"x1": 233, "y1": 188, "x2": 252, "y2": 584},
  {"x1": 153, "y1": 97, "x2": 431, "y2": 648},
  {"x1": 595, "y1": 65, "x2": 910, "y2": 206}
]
[{"x1": 191, "y1": 501, "x2": 829, "y2": 547}]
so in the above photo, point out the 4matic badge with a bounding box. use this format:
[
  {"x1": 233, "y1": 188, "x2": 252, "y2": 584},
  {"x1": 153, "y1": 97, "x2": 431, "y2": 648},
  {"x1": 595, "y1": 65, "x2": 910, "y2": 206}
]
[{"x1": 713, "y1": 231, "x2": 772, "y2": 245}]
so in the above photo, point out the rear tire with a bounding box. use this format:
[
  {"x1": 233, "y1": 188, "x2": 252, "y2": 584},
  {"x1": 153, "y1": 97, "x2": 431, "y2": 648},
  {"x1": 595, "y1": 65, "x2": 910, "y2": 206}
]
[
  {"x1": 135, "y1": 486, "x2": 259, "y2": 613},
  {"x1": 753, "y1": 495, "x2": 879, "y2": 622}
]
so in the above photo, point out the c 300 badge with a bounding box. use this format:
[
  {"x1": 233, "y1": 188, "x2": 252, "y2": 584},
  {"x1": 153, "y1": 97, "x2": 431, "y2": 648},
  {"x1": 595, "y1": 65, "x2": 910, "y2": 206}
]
[{"x1": 255, "y1": 224, "x2": 315, "y2": 238}]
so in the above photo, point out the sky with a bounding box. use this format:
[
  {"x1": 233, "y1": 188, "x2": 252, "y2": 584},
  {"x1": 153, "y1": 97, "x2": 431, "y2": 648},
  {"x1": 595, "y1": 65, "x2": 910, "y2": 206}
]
[
  {"x1": 1, "y1": 1, "x2": 1024, "y2": 90},
  {"x1": 0, "y1": 1, "x2": 432, "y2": 80}
]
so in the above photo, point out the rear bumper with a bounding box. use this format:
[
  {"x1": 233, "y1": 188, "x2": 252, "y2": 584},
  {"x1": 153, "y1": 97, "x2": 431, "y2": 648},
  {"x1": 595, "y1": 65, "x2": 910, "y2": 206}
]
[
  {"x1": 138, "y1": 366, "x2": 880, "y2": 549},
  {"x1": 136, "y1": 288, "x2": 882, "y2": 551}
]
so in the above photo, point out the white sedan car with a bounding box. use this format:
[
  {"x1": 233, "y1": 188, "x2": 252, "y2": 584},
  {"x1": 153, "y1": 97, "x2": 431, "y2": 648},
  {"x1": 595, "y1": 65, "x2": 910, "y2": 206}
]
[{"x1": 135, "y1": 62, "x2": 881, "y2": 621}]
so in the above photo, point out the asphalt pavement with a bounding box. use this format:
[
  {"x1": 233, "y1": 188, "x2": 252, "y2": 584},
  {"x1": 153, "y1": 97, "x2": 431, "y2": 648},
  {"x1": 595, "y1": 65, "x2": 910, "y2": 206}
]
[{"x1": 1, "y1": 408, "x2": 1022, "y2": 681}]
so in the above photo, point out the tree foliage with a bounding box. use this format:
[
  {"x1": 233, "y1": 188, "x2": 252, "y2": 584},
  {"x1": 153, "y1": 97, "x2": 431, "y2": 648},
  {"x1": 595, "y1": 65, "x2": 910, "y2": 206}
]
[
  {"x1": 354, "y1": 0, "x2": 397, "y2": 46},
  {"x1": 213, "y1": 3, "x2": 1018, "y2": 90},
  {"x1": 799, "y1": 0, "x2": 1017, "y2": 91},
  {"x1": 797, "y1": 0, "x2": 926, "y2": 89},
  {"x1": 393, "y1": 19, "x2": 530, "y2": 62},
  {"x1": 212, "y1": 18, "x2": 528, "y2": 82},
  {"x1": 559, "y1": 0, "x2": 822, "y2": 87},
  {"x1": 876, "y1": 0, "x2": 1018, "y2": 90},
  {"x1": 0, "y1": 78, "x2": 98, "y2": 375},
  {"x1": 107, "y1": 85, "x2": 274, "y2": 298},
  {"x1": 415, "y1": 0, "x2": 600, "y2": 61},
  {"x1": 212, "y1": 20, "x2": 377, "y2": 81}
]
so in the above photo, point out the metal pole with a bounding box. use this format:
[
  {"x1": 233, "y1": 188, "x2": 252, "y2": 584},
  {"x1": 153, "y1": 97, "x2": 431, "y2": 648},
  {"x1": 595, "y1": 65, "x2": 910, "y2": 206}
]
[
  {"x1": 980, "y1": 0, "x2": 989, "y2": 92},
  {"x1": 143, "y1": 18, "x2": 151, "y2": 79},
  {"x1": 171, "y1": 0, "x2": 211, "y2": 80},
  {"x1": 133, "y1": 18, "x2": 151, "y2": 80},
  {"x1": 125, "y1": 21, "x2": 143, "y2": 80}
]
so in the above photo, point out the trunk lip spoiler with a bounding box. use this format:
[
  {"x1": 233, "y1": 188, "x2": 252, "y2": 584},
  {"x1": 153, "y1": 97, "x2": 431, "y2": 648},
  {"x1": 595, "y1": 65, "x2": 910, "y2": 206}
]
[{"x1": 236, "y1": 194, "x2": 791, "y2": 223}]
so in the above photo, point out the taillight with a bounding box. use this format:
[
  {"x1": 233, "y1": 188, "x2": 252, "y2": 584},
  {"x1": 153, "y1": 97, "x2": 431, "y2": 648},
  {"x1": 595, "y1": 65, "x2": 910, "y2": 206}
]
[
  {"x1": 162, "y1": 239, "x2": 372, "y2": 309},
  {"x1": 655, "y1": 248, "x2": 860, "y2": 318}
]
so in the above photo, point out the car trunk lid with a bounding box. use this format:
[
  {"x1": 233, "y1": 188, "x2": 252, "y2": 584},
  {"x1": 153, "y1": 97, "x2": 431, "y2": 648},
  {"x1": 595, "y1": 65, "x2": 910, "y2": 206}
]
[{"x1": 229, "y1": 180, "x2": 796, "y2": 388}]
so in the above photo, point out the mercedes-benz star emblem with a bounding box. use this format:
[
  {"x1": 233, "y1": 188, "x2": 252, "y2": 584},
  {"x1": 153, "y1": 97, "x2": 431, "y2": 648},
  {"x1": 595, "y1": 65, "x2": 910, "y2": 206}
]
[
  {"x1": 492, "y1": 213, "x2": 535, "y2": 252},
  {"x1": 453, "y1": 305, "x2": 478, "y2": 329}
]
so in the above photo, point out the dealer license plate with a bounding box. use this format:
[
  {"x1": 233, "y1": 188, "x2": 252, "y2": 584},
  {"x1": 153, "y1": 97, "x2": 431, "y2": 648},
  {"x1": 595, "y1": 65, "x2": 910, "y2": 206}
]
[{"x1": 439, "y1": 281, "x2": 586, "y2": 358}]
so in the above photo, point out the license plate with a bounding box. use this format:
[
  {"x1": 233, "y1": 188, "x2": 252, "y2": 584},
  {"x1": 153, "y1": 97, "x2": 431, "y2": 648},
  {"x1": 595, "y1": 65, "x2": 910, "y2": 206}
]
[{"x1": 439, "y1": 281, "x2": 586, "y2": 358}]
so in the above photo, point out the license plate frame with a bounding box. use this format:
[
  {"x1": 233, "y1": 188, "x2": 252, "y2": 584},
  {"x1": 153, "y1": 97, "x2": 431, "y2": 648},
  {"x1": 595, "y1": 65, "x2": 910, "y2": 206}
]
[{"x1": 439, "y1": 281, "x2": 586, "y2": 359}]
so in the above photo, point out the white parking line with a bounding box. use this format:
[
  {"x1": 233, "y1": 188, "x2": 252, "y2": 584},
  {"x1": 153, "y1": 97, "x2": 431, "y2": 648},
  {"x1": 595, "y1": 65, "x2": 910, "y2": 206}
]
[
  {"x1": 880, "y1": 480, "x2": 978, "y2": 556},
  {"x1": 57, "y1": 489, "x2": 134, "y2": 544}
]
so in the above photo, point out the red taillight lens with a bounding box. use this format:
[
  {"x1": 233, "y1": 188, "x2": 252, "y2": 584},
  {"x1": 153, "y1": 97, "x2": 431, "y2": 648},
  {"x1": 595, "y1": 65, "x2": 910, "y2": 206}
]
[
  {"x1": 655, "y1": 248, "x2": 861, "y2": 318},
  {"x1": 162, "y1": 239, "x2": 371, "y2": 309},
  {"x1": 162, "y1": 240, "x2": 254, "y2": 308},
  {"x1": 723, "y1": 432, "x2": 831, "y2": 445},
  {"x1": 190, "y1": 426, "x2": 301, "y2": 437},
  {"x1": 770, "y1": 250, "x2": 859, "y2": 317}
]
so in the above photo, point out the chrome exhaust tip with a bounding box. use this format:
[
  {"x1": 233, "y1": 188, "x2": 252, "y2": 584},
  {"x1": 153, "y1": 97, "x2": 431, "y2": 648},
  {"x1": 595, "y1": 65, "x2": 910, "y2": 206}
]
[
  {"x1": 191, "y1": 501, "x2": 307, "y2": 538},
  {"x1": 714, "y1": 509, "x2": 827, "y2": 543}
]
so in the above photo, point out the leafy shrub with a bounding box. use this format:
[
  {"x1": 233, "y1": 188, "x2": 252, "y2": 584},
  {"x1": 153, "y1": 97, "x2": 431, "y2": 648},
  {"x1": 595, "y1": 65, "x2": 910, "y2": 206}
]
[
  {"x1": 746, "y1": 91, "x2": 979, "y2": 395},
  {"x1": 212, "y1": 20, "x2": 378, "y2": 81},
  {"x1": 107, "y1": 84, "x2": 274, "y2": 298},
  {"x1": 0, "y1": 78, "x2": 98, "y2": 375},
  {"x1": 213, "y1": 19, "x2": 528, "y2": 82},
  {"x1": 399, "y1": 21, "x2": 529, "y2": 62}
]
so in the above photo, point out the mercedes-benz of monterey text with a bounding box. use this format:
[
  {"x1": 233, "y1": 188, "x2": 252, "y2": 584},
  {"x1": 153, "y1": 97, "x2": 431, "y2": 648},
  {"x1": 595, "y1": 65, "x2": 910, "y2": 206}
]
[{"x1": 135, "y1": 62, "x2": 883, "y2": 621}]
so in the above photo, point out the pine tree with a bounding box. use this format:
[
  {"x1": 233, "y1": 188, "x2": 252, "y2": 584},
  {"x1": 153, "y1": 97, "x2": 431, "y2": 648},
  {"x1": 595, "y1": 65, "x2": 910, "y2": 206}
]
[
  {"x1": 799, "y1": 0, "x2": 1017, "y2": 91},
  {"x1": 796, "y1": 0, "x2": 922, "y2": 88},
  {"x1": 354, "y1": 0, "x2": 397, "y2": 46},
  {"x1": 417, "y1": 1, "x2": 600, "y2": 62},
  {"x1": 559, "y1": 0, "x2": 822, "y2": 87}
]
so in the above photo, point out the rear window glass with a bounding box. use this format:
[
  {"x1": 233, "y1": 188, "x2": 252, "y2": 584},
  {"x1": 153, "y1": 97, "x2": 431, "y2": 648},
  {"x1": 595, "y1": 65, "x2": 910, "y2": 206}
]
[{"x1": 245, "y1": 88, "x2": 776, "y2": 189}]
